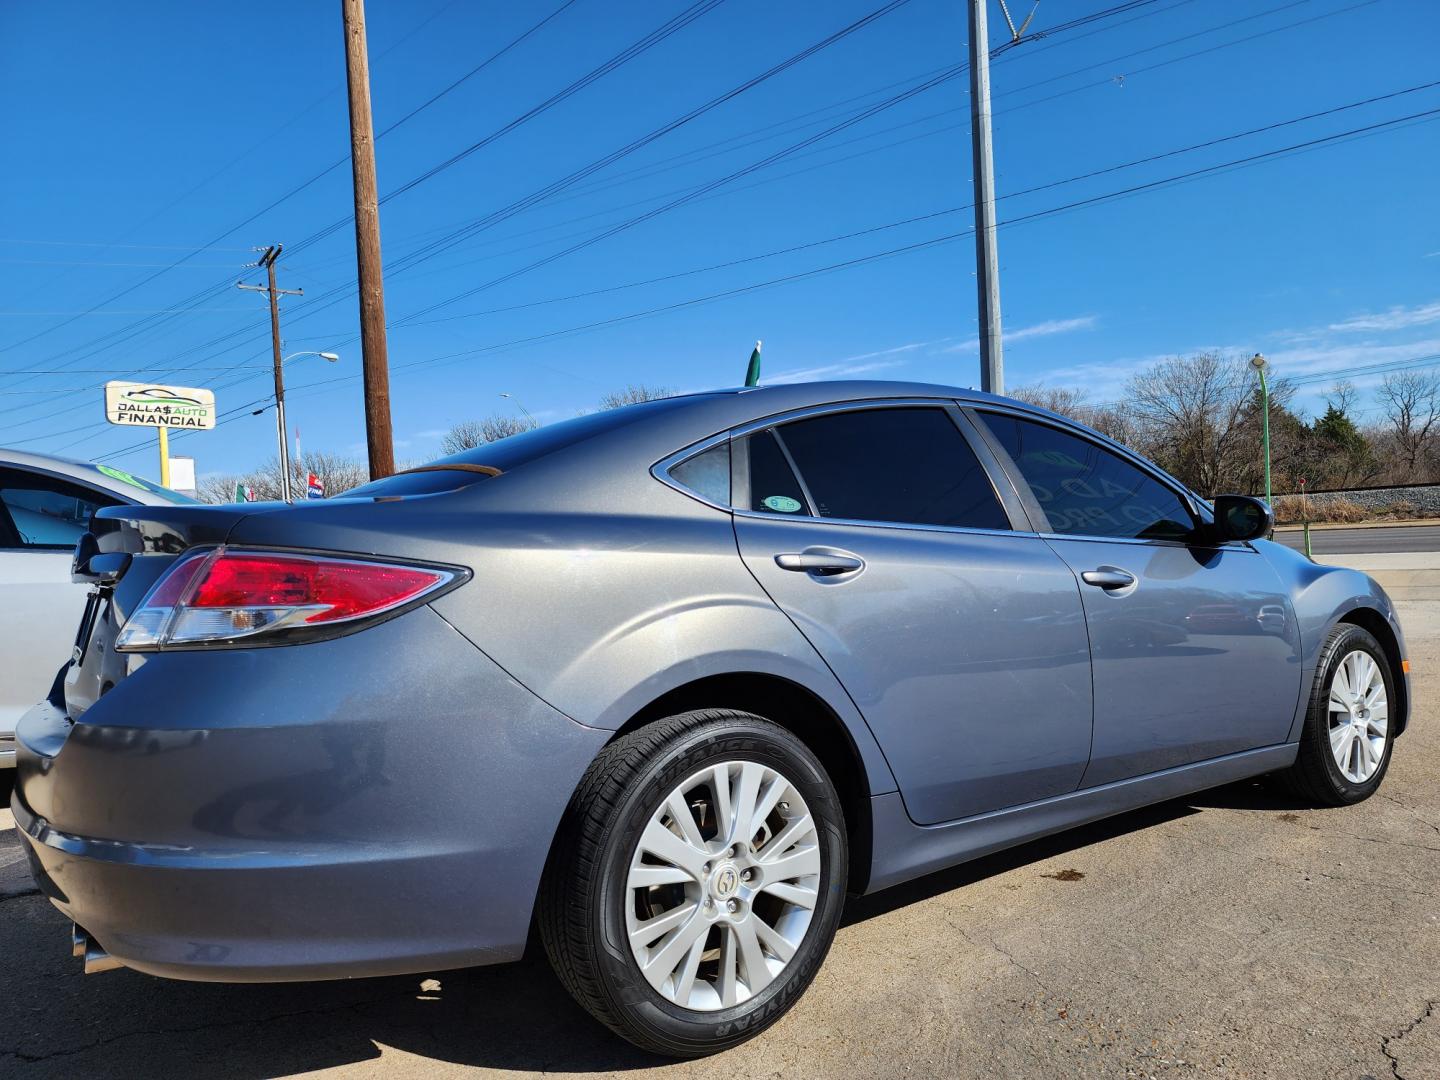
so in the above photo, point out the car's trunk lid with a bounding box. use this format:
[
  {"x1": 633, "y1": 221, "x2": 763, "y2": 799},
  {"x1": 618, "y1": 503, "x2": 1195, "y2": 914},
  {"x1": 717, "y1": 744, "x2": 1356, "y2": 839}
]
[{"x1": 62, "y1": 503, "x2": 261, "y2": 719}]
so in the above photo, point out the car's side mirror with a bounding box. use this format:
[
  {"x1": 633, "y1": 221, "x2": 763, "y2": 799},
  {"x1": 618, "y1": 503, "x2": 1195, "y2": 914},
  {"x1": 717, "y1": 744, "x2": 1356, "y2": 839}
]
[
  {"x1": 72, "y1": 533, "x2": 131, "y2": 585},
  {"x1": 1211, "y1": 494, "x2": 1273, "y2": 543}
]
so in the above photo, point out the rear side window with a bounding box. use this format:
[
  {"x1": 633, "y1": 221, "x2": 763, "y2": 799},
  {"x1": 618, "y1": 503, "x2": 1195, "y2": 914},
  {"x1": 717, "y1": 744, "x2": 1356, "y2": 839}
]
[
  {"x1": 0, "y1": 468, "x2": 121, "y2": 549},
  {"x1": 773, "y1": 407, "x2": 1009, "y2": 530},
  {"x1": 979, "y1": 412, "x2": 1194, "y2": 541},
  {"x1": 747, "y1": 430, "x2": 809, "y2": 515},
  {"x1": 669, "y1": 442, "x2": 730, "y2": 505}
]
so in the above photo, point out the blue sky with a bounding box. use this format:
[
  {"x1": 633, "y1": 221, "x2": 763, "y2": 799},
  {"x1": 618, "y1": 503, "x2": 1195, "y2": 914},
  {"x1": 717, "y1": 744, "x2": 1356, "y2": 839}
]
[{"x1": 2, "y1": 0, "x2": 1437, "y2": 480}]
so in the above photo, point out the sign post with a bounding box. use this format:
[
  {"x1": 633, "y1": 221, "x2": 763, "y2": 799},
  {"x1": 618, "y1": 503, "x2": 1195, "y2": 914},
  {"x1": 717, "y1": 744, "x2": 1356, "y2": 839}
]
[{"x1": 104, "y1": 381, "x2": 216, "y2": 490}]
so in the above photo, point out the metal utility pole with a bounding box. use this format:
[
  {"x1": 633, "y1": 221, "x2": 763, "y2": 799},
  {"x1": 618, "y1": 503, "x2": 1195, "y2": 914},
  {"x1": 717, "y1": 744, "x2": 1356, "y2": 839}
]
[
  {"x1": 341, "y1": 0, "x2": 395, "y2": 480},
  {"x1": 1251, "y1": 352, "x2": 1272, "y2": 505},
  {"x1": 967, "y1": 0, "x2": 1004, "y2": 395},
  {"x1": 238, "y1": 245, "x2": 303, "y2": 501}
]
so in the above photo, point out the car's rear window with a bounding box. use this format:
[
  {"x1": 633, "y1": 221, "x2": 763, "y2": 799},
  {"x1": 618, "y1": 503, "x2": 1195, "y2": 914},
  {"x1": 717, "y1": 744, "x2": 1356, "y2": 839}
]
[{"x1": 341, "y1": 395, "x2": 711, "y2": 499}]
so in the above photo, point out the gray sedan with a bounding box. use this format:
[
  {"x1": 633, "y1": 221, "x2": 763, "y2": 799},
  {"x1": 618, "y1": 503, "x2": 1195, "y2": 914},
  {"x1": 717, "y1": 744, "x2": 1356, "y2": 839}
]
[{"x1": 11, "y1": 381, "x2": 1409, "y2": 1057}]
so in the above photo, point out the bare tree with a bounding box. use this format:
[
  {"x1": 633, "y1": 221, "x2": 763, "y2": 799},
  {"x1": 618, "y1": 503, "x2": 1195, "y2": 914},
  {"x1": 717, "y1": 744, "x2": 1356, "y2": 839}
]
[
  {"x1": 1126, "y1": 352, "x2": 1257, "y2": 496},
  {"x1": 1376, "y1": 369, "x2": 1440, "y2": 475},
  {"x1": 1008, "y1": 383, "x2": 1089, "y2": 420},
  {"x1": 198, "y1": 473, "x2": 245, "y2": 504},
  {"x1": 598, "y1": 384, "x2": 674, "y2": 410},
  {"x1": 198, "y1": 453, "x2": 370, "y2": 502},
  {"x1": 440, "y1": 413, "x2": 538, "y2": 454},
  {"x1": 1085, "y1": 403, "x2": 1144, "y2": 452},
  {"x1": 1325, "y1": 379, "x2": 1359, "y2": 416}
]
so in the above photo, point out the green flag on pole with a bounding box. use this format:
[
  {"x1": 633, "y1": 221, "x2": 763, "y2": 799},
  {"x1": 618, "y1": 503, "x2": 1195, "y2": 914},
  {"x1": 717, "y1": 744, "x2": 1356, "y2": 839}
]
[{"x1": 744, "y1": 340, "x2": 762, "y2": 387}]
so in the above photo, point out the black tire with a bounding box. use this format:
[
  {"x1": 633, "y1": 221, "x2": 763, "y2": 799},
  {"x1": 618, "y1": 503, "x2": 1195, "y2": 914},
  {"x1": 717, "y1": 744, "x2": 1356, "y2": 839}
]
[
  {"x1": 539, "y1": 709, "x2": 848, "y2": 1058},
  {"x1": 1279, "y1": 623, "x2": 1397, "y2": 807}
]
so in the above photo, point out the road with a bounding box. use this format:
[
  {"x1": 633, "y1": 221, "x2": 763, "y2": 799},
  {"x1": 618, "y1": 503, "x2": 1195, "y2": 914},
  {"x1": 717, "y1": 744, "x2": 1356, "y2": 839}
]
[
  {"x1": 4, "y1": 605, "x2": 1439, "y2": 1079},
  {"x1": 1272, "y1": 523, "x2": 1440, "y2": 554}
]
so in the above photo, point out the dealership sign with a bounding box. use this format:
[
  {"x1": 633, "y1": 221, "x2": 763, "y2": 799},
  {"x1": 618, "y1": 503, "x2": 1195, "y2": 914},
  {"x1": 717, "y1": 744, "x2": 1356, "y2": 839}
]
[{"x1": 104, "y1": 381, "x2": 216, "y2": 429}]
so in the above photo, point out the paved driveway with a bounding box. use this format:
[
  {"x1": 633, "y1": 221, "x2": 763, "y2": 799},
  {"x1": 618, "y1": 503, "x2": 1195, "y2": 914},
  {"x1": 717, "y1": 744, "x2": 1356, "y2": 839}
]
[{"x1": 3, "y1": 604, "x2": 1437, "y2": 1079}]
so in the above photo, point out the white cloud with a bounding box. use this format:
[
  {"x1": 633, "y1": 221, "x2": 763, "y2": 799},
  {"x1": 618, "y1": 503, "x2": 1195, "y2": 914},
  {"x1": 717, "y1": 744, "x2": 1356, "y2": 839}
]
[
  {"x1": 945, "y1": 315, "x2": 1098, "y2": 353},
  {"x1": 764, "y1": 358, "x2": 909, "y2": 385},
  {"x1": 1281, "y1": 299, "x2": 1440, "y2": 341},
  {"x1": 762, "y1": 338, "x2": 953, "y2": 385}
]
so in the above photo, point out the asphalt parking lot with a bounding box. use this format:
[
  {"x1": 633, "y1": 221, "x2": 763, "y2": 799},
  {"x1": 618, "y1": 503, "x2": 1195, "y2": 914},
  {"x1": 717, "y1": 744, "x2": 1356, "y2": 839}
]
[{"x1": 3, "y1": 604, "x2": 1437, "y2": 1080}]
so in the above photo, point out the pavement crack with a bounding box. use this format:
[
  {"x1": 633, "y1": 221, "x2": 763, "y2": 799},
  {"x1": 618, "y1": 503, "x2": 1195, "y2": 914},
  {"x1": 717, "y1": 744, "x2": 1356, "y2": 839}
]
[
  {"x1": 0, "y1": 887, "x2": 40, "y2": 904},
  {"x1": 951, "y1": 918, "x2": 1050, "y2": 992},
  {"x1": 1380, "y1": 998, "x2": 1438, "y2": 1080},
  {"x1": 1376, "y1": 791, "x2": 1440, "y2": 837}
]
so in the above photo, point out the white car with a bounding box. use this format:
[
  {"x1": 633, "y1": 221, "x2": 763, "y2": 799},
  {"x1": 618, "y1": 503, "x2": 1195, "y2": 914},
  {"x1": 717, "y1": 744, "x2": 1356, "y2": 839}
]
[{"x1": 0, "y1": 450, "x2": 198, "y2": 771}]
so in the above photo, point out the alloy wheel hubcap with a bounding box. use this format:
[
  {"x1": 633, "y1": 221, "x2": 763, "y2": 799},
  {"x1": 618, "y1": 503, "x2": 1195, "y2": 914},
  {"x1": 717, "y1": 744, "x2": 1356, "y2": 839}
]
[
  {"x1": 625, "y1": 761, "x2": 821, "y2": 1011},
  {"x1": 1327, "y1": 649, "x2": 1388, "y2": 783}
]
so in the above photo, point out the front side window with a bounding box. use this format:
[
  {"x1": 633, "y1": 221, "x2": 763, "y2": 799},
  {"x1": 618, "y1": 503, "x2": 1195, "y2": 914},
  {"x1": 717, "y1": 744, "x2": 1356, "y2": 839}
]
[
  {"x1": 979, "y1": 413, "x2": 1194, "y2": 542},
  {"x1": 0, "y1": 469, "x2": 120, "y2": 549},
  {"x1": 772, "y1": 406, "x2": 1009, "y2": 530}
]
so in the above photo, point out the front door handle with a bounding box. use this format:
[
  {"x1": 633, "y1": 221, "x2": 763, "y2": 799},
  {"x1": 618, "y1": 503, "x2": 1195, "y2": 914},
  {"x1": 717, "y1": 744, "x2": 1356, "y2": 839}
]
[
  {"x1": 775, "y1": 552, "x2": 864, "y2": 575},
  {"x1": 1081, "y1": 568, "x2": 1136, "y2": 590}
]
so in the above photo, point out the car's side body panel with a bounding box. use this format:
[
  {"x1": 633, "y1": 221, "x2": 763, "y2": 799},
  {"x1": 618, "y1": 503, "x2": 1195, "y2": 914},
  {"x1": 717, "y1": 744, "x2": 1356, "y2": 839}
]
[
  {"x1": 1044, "y1": 536, "x2": 1303, "y2": 787},
  {"x1": 865, "y1": 742, "x2": 1298, "y2": 894},
  {"x1": 1252, "y1": 539, "x2": 1411, "y2": 738},
  {"x1": 229, "y1": 497, "x2": 903, "y2": 799},
  {"x1": 734, "y1": 513, "x2": 1093, "y2": 824}
]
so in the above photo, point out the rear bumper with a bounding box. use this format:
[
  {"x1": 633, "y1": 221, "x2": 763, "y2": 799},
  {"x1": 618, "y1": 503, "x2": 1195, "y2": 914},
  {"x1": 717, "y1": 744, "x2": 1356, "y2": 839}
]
[{"x1": 11, "y1": 605, "x2": 608, "y2": 982}]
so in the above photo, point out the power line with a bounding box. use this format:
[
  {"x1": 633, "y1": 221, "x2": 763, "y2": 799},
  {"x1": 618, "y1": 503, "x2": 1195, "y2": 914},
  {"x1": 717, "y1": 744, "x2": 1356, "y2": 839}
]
[
  {"x1": 0, "y1": 238, "x2": 254, "y2": 252},
  {"x1": 0, "y1": 0, "x2": 1227, "y2": 389},
  {"x1": 284, "y1": 0, "x2": 737, "y2": 258},
  {"x1": 66, "y1": 0, "x2": 926, "y2": 396},
  {"x1": 0, "y1": 0, "x2": 584, "y2": 370},
  {"x1": 69, "y1": 103, "x2": 1440, "y2": 464},
  {"x1": 18, "y1": 0, "x2": 1404, "y2": 451},
  {"x1": 14, "y1": 18, "x2": 1428, "y2": 443}
]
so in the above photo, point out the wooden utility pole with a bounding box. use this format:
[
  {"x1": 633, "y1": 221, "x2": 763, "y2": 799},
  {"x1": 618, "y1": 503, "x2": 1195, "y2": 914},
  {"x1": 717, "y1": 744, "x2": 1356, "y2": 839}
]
[
  {"x1": 341, "y1": 0, "x2": 395, "y2": 479},
  {"x1": 238, "y1": 245, "x2": 302, "y2": 501}
]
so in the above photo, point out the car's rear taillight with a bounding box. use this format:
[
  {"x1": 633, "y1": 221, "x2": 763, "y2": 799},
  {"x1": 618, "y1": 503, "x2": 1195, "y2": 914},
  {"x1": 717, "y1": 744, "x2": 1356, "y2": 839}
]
[{"x1": 115, "y1": 547, "x2": 461, "y2": 651}]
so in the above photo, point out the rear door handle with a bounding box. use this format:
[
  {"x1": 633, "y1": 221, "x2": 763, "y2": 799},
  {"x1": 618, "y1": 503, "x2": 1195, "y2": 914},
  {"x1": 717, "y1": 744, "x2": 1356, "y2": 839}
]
[
  {"x1": 775, "y1": 552, "x2": 864, "y2": 575},
  {"x1": 1081, "y1": 568, "x2": 1136, "y2": 590}
]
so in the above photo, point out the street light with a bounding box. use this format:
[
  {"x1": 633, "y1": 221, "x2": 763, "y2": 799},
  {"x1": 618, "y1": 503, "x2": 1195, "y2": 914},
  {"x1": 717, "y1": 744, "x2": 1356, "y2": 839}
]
[
  {"x1": 272, "y1": 351, "x2": 340, "y2": 501},
  {"x1": 499, "y1": 392, "x2": 535, "y2": 426},
  {"x1": 1250, "y1": 352, "x2": 1271, "y2": 506}
]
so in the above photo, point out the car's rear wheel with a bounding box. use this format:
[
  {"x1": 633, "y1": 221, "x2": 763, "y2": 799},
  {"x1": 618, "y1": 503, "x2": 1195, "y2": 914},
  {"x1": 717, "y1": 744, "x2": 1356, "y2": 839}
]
[
  {"x1": 1279, "y1": 623, "x2": 1396, "y2": 806},
  {"x1": 539, "y1": 709, "x2": 847, "y2": 1057}
]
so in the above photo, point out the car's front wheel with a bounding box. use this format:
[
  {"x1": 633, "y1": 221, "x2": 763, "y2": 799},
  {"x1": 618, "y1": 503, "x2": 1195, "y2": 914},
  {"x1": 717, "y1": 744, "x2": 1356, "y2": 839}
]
[
  {"x1": 539, "y1": 709, "x2": 848, "y2": 1057},
  {"x1": 1279, "y1": 623, "x2": 1397, "y2": 806}
]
